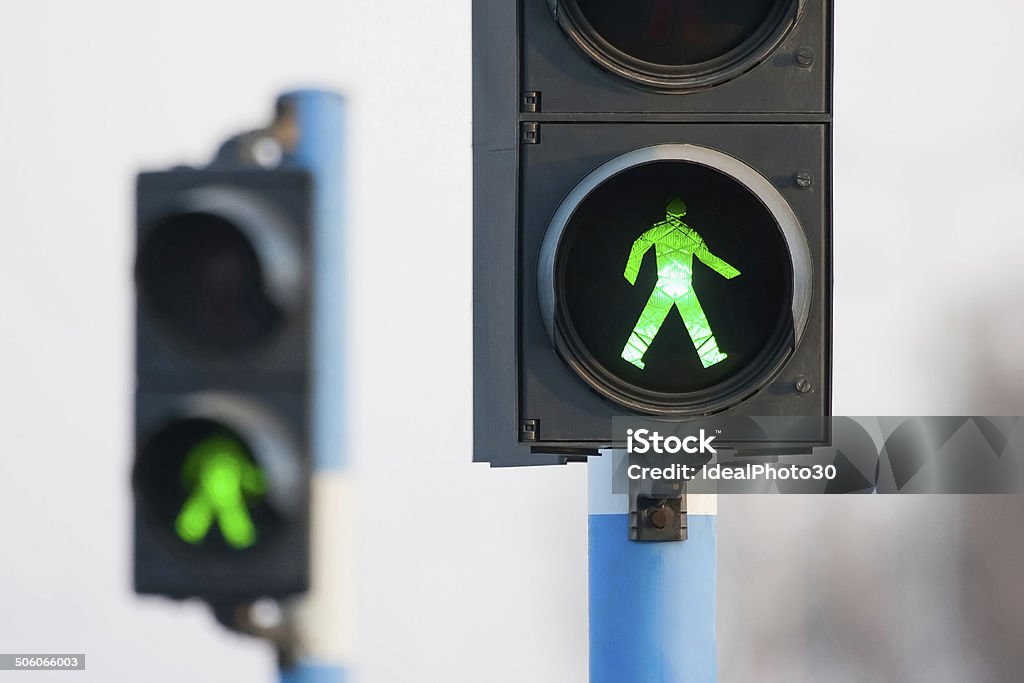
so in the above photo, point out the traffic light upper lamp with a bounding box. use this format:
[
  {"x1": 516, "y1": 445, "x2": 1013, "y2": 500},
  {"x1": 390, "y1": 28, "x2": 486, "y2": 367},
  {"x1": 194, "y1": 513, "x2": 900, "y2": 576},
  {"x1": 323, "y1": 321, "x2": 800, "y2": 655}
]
[
  {"x1": 136, "y1": 186, "x2": 304, "y2": 353},
  {"x1": 554, "y1": 0, "x2": 804, "y2": 91}
]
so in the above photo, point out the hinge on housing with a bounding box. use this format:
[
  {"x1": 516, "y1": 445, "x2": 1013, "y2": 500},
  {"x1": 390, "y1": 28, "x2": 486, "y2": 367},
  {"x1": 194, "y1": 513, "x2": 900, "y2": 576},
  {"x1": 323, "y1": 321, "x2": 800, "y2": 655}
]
[
  {"x1": 630, "y1": 477, "x2": 687, "y2": 542},
  {"x1": 521, "y1": 91, "x2": 541, "y2": 113},
  {"x1": 521, "y1": 122, "x2": 540, "y2": 145},
  {"x1": 519, "y1": 419, "x2": 539, "y2": 442}
]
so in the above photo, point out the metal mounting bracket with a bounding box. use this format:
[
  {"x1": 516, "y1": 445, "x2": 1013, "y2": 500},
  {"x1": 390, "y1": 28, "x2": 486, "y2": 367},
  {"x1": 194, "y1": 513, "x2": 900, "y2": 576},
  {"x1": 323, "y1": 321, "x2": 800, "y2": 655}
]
[{"x1": 629, "y1": 475, "x2": 687, "y2": 542}]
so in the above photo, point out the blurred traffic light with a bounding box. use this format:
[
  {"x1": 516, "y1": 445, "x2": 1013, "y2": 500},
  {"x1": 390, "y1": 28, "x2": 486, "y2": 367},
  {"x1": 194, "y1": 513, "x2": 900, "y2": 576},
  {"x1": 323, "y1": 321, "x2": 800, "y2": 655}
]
[
  {"x1": 134, "y1": 111, "x2": 312, "y2": 602},
  {"x1": 473, "y1": 0, "x2": 832, "y2": 465}
]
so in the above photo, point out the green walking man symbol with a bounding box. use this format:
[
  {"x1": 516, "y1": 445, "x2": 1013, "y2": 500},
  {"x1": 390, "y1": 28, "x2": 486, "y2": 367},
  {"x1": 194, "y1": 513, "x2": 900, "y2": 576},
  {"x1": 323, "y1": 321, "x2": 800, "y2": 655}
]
[
  {"x1": 174, "y1": 433, "x2": 267, "y2": 550},
  {"x1": 621, "y1": 197, "x2": 741, "y2": 370}
]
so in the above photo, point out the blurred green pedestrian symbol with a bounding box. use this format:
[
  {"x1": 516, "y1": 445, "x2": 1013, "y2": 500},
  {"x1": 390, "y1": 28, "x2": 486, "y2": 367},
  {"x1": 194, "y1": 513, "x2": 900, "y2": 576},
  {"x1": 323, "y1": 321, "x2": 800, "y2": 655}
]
[
  {"x1": 174, "y1": 433, "x2": 267, "y2": 549},
  {"x1": 621, "y1": 197, "x2": 741, "y2": 370}
]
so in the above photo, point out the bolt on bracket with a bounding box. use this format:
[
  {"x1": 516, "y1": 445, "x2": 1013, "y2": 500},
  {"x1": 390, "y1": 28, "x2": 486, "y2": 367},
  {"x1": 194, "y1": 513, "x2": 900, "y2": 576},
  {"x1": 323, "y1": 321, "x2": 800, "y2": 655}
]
[{"x1": 629, "y1": 475, "x2": 687, "y2": 542}]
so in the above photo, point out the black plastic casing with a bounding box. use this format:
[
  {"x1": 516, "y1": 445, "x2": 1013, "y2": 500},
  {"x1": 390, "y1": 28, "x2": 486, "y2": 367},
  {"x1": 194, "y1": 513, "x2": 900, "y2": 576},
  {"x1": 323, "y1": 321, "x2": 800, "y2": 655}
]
[
  {"x1": 134, "y1": 169, "x2": 312, "y2": 600},
  {"x1": 473, "y1": 0, "x2": 834, "y2": 466}
]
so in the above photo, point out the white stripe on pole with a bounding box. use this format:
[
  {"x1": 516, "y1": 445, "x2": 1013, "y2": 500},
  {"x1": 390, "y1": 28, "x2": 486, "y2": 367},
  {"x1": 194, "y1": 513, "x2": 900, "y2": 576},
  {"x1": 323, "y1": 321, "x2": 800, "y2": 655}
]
[{"x1": 292, "y1": 472, "x2": 357, "y2": 667}]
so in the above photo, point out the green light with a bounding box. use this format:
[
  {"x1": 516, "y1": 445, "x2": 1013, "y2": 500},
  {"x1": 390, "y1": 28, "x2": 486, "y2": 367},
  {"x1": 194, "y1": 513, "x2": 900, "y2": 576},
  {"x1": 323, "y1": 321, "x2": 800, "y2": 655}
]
[
  {"x1": 621, "y1": 197, "x2": 741, "y2": 370},
  {"x1": 174, "y1": 433, "x2": 266, "y2": 549}
]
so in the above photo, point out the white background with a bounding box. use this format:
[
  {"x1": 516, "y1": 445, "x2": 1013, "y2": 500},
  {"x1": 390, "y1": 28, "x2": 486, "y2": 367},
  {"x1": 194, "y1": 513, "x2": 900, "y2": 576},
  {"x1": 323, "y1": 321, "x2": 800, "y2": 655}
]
[{"x1": 2, "y1": 1, "x2": 1024, "y2": 681}]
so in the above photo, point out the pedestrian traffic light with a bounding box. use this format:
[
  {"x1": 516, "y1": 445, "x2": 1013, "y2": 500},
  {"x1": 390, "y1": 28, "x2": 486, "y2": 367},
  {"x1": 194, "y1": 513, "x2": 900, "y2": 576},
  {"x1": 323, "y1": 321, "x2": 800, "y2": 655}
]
[
  {"x1": 473, "y1": 1, "x2": 832, "y2": 465},
  {"x1": 134, "y1": 100, "x2": 313, "y2": 601}
]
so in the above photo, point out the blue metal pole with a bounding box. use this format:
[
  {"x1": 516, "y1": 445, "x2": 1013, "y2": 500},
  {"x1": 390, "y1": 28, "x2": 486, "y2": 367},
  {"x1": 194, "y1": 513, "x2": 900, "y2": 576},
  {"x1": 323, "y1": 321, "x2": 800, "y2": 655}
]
[
  {"x1": 285, "y1": 89, "x2": 347, "y2": 475},
  {"x1": 279, "y1": 663, "x2": 348, "y2": 683},
  {"x1": 588, "y1": 452, "x2": 717, "y2": 683},
  {"x1": 279, "y1": 89, "x2": 349, "y2": 683}
]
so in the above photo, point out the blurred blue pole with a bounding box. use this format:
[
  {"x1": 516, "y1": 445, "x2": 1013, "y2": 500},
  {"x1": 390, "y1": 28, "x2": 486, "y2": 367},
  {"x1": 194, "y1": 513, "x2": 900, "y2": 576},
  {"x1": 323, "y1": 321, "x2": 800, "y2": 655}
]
[
  {"x1": 589, "y1": 452, "x2": 717, "y2": 682},
  {"x1": 280, "y1": 89, "x2": 349, "y2": 683}
]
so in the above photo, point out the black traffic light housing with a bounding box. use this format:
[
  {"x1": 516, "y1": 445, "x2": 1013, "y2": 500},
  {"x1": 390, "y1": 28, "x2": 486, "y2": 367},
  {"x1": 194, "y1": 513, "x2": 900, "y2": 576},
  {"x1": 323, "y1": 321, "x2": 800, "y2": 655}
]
[
  {"x1": 134, "y1": 159, "x2": 312, "y2": 600},
  {"x1": 474, "y1": 0, "x2": 833, "y2": 466}
]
